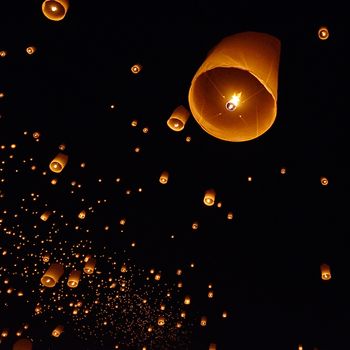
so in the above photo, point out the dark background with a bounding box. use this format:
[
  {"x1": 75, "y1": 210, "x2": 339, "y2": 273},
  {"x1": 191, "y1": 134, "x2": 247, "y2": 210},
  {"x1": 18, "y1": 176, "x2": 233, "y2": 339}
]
[{"x1": 0, "y1": 1, "x2": 349, "y2": 349}]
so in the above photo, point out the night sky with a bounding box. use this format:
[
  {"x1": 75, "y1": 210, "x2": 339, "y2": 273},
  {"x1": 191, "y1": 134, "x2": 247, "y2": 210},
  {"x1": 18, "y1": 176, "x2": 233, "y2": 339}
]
[{"x1": 0, "y1": 1, "x2": 349, "y2": 349}]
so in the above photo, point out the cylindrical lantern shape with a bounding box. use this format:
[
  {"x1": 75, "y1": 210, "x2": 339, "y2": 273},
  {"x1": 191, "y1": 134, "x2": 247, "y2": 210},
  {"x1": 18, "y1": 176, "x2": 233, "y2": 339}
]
[
  {"x1": 13, "y1": 338, "x2": 32, "y2": 350},
  {"x1": 167, "y1": 105, "x2": 190, "y2": 131},
  {"x1": 83, "y1": 257, "x2": 96, "y2": 274},
  {"x1": 49, "y1": 153, "x2": 68, "y2": 173},
  {"x1": 42, "y1": 0, "x2": 69, "y2": 21},
  {"x1": 41, "y1": 263, "x2": 64, "y2": 287},
  {"x1": 40, "y1": 210, "x2": 52, "y2": 221},
  {"x1": 52, "y1": 325, "x2": 64, "y2": 337},
  {"x1": 67, "y1": 269, "x2": 81, "y2": 288},
  {"x1": 320, "y1": 263, "x2": 331, "y2": 280},
  {"x1": 159, "y1": 171, "x2": 169, "y2": 184},
  {"x1": 188, "y1": 31, "x2": 281, "y2": 142},
  {"x1": 203, "y1": 189, "x2": 216, "y2": 206}
]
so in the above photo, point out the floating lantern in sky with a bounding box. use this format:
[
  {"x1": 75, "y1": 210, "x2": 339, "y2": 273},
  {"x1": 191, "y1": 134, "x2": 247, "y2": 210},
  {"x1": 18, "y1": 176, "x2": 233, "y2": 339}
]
[
  {"x1": 83, "y1": 257, "x2": 96, "y2": 274},
  {"x1": 41, "y1": 263, "x2": 64, "y2": 287},
  {"x1": 203, "y1": 189, "x2": 216, "y2": 206},
  {"x1": 320, "y1": 176, "x2": 328, "y2": 186},
  {"x1": 49, "y1": 152, "x2": 68, "y2": 173},
  {"x1": 131, "y1": 63, "x2": 142, "y2": 74},
  {"x1": 52, "y1": 325, "x2": 64, "y2": 337},
  {"x1": 78, "y1": 210, "x2": 86, "y2": 219},
  {"x1": 67, "y1": 269, "x2": 81, "y2": 288},
  {"x1": 188, "y1": 31, "x2": 281, "y2": 142},
  {"x1": 318, "y1": 26, "x2": 329, "y2": 40},
  {"x1": 167, "y1": 105, "x2": 190, "y2": 131},
  {"x1": 320, "y1": 263, "x2": 331, "y2": 280},
  {"x1": 26, "y1": 46, "x2": 36, "y2": 55},
  {"x1": 12, "y1": 338, "x2": 32, "y2": 350},
  {"x1": 40, "y1": 210, "x2": 52, "y2": 221},
  {"x1": 42, "y1": 0, "x2": 69, "y2": 21},
  {"x1": 159, "y1": 171, "x2": 169, "y2": 184}
]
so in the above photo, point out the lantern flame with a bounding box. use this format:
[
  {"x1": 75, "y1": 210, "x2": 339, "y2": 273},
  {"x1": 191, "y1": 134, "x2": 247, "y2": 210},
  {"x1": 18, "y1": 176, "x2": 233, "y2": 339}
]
[{"x1": 226, "y1": 92, "x2": 242, "y2": 111}]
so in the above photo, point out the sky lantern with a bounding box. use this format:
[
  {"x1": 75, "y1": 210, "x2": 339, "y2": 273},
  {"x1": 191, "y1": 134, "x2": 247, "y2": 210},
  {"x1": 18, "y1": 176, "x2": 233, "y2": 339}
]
[
  {"x1": 318, "y1": 26, "x2": 329, "y2": 40},
  {"x1": 40, "y1": 210, "x2": 52, "y2": 221},
  {"x1": 41, "y1": 263, "x2": 64, "y2": 287},
  {"x1": 84, "y1": 257, "x2": 96, "y2": 274},
  {"x1": 42, "y1": 0, "x2": 69, "y2": 21},
  {"x1": 159, "y1": 171, "x2": 169, "y2": 184},
  {"x1": 188, "y1": 31, "x2": 281, "y2": 142},
  {"x1": 320, "y1": 263, "x2": 331, "y2": 280},
  {"x1": 12, "y1": 338, "x2": 33, "y2": 350},
  {"x1": 67, "y1": 269, "x2": 81, "y2": 288},
  {"x1": 49, "y1": 152, "x2": 68, "y2": 173},
  {"x1": 203, "y1": 189, "x2": 216, "y2": 206},
  {"x1": 52, "y1": 325, "x2": 64, "y2": 337},
  {"x1": 167, "y1": 105, "x2": 190, "y2": 131}
]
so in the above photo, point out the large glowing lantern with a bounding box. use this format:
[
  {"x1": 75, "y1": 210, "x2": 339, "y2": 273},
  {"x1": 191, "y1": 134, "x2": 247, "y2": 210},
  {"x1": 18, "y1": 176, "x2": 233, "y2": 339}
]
[
  {"x1": 167, "y1": 105, "x2": 190, "y2": 131},
  {"x1": 41, "y1": 263, "x2": 64, "y2": 287},
  {"x1": 42, "y1": 0, "x2": 69, "y2": 21},
  {"x1": 188, "y1": 31, "x2": 281, "y2": 142},
  {"x1": 67, "y1": 269, "x2": 81, "y2": 288},
  {"x1": 13, "y1": 338, "x2": 32, "y2": 350},
  {"x1": 49, "y1": 152, "x2": 68, "y2": 173}
]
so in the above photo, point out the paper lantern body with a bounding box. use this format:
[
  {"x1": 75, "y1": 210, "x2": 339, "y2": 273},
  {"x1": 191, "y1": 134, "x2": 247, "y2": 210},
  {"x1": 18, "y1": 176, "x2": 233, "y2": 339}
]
[
  {"x1": 49, "y1": 153, "x2": 68, "y2": 173},
  {"x1": 52, "y1": 325, "x2": 64, "y2": 337},
  {"x1": 41, "y1": 263, "x2": 64, "y2": 287},
  {"x1": 167, "y1": 105, "x2": 190, "y2": 131},
  {"x1": 13, "y1": 339, "x2": 32, "y2": 350},
  {"x1": 159, "y1": 171, "x2": 169, "y2": 184},
  {"x1": 188, "y1": 31, "x2": 281, "y2": 142},
  {"x1": 67, "y1": 269, "x2": 81, "y2": 288},
  {"x1": 83, "y1": 257, "x2": 96, "y2": 274},
  {"x1": 320, "y1": 263, "x2": 331, "y2": 280},
  {"x1": 42, "y1": 0, "x2": 69, "y2": 21},
  {"x1": 203, "y1": 189, "x2": 216, "y2": 206}
]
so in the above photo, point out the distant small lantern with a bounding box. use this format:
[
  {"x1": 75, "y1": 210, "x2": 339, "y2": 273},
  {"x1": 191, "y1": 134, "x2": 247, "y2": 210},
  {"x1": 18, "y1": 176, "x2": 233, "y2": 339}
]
[
  {"x1": 83, "y1": 257, "x2": 96, "y2": 274},
  {"x1": 203, "y1": 189, "x2": 216, "y2": 206},
  {"x1": 1, "y1": 329, "x2": 9, "y2": 337},
  {"x1": 157, "y1": 316, "x2": 165, "y2": 326},
  {"x1": 78, "y1": 210, "x2": 86, "y2": 219},
  {"x1": 188, "y1": 31, "x2": 281, "y2": 142},
  {"x1": 209, "y1": 344, "x2": 217, "y2": 350},
  {"x1": 227, "y1": 211, "x2": 233, "y2": 220},
  {"x1": 41, "y1": 263, "x2": 64, "y2": 287},
  {"x1": 67, "y1": 269, "x2": 81, "y2": 288},
  {"x1": 42, "y1": 0, "x2": 69, "y2": 21},
  {"x1": 222, "y1": 310, "x2": 228, "y2": 318},
  {"x1": 318, "y1": 26, "x2": 329, "y2": 40},
  {"x1": 320, "y1": 176, "x2": 328, "y2": 186},
  {"x1": 200, "y1": 316, "x2": 207, "y2": 326},
  {"x1": 52, "y1": 325, "x2": 64, "y2": 337},
  {"x1": 192, "y1": 221, "x2": 199, "y2": 230},
  {"x1": 167, "y1": 105, "x2": 190, "y2": 131},
  {"x1": 49, "y1": 153, "x2": 68, "y2": 173},
  {"x1": 26, "y1": 46, "x2": 36, "y2": 55},
  {"x1": 159, "y1": 171, "x2": 169, "y2": 184},
  {"x1": 12, "y1": 338, "x2": 33, "y2": 350},
  {"x1": 0, "y1": 50, "x2": 7, "y2": 57},
  {"x1": 131, "y1": 63, "x2": 142, "y2": 74},
  {"x1": 40, "y1": 210, "x2": 52, "y2": 221},
  {"x1": 320, "y1": 263, "x2": 331, "y2": 280},
  {"x1": 184, "y1": 295, "x2": 191, "y2": 305}
]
